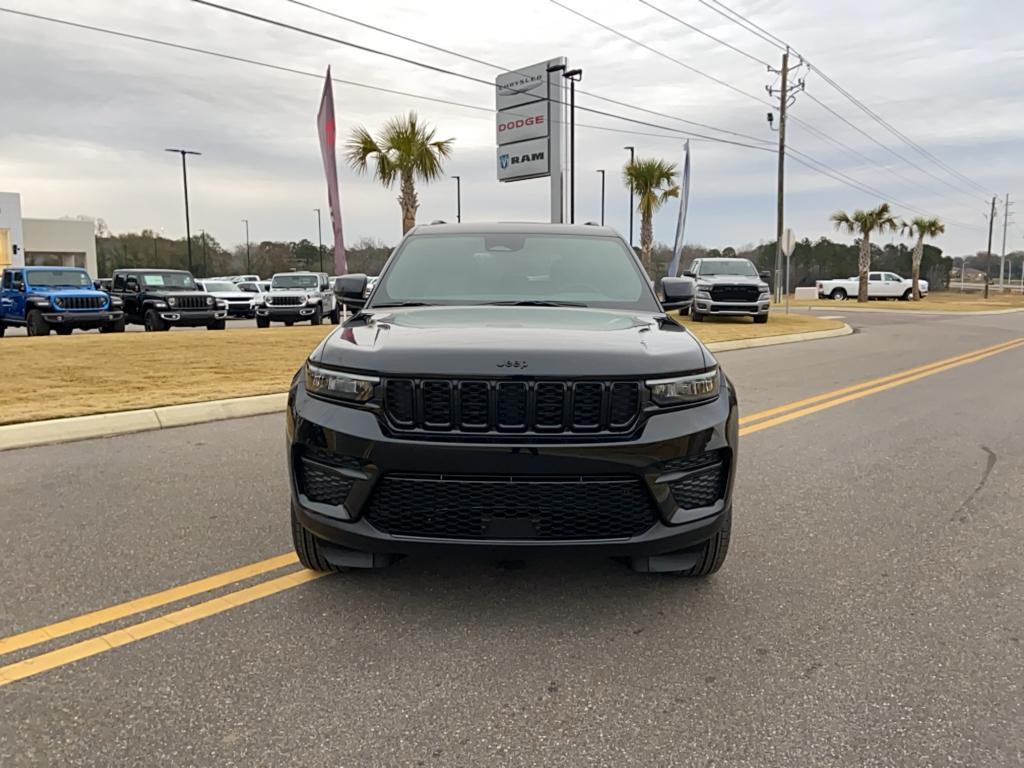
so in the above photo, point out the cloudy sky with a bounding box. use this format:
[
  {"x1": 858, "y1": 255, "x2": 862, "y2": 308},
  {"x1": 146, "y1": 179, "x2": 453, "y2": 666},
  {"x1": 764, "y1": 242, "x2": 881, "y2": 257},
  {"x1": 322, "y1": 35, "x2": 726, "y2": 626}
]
[{"x1": 2, "y1": 0, "x2": 1022, "y2": 257}]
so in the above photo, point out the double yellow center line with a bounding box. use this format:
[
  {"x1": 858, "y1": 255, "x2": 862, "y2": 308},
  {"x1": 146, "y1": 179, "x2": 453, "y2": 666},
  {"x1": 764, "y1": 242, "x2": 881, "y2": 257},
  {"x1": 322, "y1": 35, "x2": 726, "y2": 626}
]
[{"x1": 1, "y1": 336, "x2": 1022, "y2": 687}]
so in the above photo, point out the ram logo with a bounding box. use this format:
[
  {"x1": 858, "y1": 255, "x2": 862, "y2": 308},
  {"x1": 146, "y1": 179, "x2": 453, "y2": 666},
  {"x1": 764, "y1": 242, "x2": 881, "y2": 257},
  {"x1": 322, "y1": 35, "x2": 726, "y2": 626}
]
[
  {"x1": 509, "y1": 152, "x2": 544, "y2": 165},
  {"x1": 499, "y1": 153, "x2": 509, "y2": 169}
]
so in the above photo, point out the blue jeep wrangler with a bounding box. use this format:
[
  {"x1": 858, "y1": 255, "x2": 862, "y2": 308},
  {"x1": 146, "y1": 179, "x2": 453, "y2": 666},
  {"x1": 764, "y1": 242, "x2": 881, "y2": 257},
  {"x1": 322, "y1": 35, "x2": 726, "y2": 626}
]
[{"x1": 0, "y1": 266, "x2": 125, "y2": 336}]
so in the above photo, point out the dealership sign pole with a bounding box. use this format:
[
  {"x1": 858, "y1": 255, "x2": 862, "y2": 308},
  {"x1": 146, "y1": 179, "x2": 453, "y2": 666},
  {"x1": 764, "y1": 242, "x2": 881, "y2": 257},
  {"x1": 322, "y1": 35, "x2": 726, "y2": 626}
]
[{"x1": 495, "y1": 58, "x2": 567, "y2": 223}]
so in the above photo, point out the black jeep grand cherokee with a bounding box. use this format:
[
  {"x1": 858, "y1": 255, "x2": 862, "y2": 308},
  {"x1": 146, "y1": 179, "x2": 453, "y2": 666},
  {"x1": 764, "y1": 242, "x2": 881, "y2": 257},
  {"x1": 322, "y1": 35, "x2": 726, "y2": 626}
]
[{"x1": 288, "y1": 223, "x2": 738, "y2": 576}]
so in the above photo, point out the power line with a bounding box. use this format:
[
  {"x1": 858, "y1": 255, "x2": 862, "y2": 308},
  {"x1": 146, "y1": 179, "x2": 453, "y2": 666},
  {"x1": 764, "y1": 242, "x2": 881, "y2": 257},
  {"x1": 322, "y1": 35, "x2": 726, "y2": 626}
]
[
  {"x1": 190, "y1": 0, "x2": 774, "y2": 150},
  {"x1": 690, "y1": 0, "x2": 997, "y2": 199},
  {"x1": 636, "y1": 0, "x2": 770, "y2": 67},
  {"x1": 549, "y1": 0, "x2": 774, "y2": 107},
  {"x1": 695, "y1": 0, "x2": 789, "y2": 51},
  {"x1": 0, "y1": 6, "x2": 770, "y2": 153},
  {"x1": 281, "y1": 0, "x2": 773, "y2": 146}
]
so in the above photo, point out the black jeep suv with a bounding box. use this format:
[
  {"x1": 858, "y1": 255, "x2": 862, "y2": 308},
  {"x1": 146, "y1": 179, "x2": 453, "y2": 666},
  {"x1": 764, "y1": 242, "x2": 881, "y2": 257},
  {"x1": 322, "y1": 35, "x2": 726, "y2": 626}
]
[
  {"x1": 288, "y1": 223, "x2": 738, "y2": 576},
  {"x1": 110, "y1": 269, "x2": 227, "y2": 331}
]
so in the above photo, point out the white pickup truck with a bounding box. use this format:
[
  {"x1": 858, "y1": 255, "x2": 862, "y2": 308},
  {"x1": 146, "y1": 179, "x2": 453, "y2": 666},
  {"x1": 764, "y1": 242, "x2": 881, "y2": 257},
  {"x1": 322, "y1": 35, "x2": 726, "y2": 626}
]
[{"x1": 817, "y1": 271, "x2": 928, "y2": 301}]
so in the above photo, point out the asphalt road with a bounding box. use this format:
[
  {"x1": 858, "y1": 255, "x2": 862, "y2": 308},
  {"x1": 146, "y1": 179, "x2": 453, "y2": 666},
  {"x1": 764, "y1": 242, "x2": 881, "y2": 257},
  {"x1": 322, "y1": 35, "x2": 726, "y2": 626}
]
[{"x1": 1, "y1": 309, "x2": 1022, "y2": 767}]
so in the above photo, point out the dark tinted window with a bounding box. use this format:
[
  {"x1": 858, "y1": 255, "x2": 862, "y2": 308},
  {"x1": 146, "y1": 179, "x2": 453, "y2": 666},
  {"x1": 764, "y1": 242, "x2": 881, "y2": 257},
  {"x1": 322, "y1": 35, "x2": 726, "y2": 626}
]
[{"x1": 372, "y1": 233, "x2": 659, "y2": 310}]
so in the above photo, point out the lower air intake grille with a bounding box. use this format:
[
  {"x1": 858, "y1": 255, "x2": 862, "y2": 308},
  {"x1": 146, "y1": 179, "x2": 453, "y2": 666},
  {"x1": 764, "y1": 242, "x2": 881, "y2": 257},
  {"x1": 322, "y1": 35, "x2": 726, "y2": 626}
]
[
  {"x1": 663, "y1": 451, "x2": 726, "y2": 510},
  {"x1": 297, "y1": 453, "x2": 360, "y2": 506},
  {"x1": 365, "y1": 475, "x2": 657, "y2": 540}
]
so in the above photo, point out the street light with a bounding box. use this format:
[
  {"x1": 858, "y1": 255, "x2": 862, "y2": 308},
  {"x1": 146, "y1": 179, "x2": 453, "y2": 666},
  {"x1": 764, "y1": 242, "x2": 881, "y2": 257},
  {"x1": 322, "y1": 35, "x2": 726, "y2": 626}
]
[
  {"x1": 164, "y1": 148, "x2": 201, "y2": 272},
  {"x1": 314, "y1": 208, "x2": 324, "y2": 273},
  {"x1": 624, "y1": 145, "x2": 635, "y2": 247},
  {"x1": 596, "y1": 169, "x2": 605, "y2": 226},
  {"x1": 451, "y1": 175, "x2": 461, "y2": 223},
  {"x1": 241, "y1": 218, "x2": 251, "y2": 273},
  {"x1": 563, "y1": 68, "x2": 583, "y2": 223}
]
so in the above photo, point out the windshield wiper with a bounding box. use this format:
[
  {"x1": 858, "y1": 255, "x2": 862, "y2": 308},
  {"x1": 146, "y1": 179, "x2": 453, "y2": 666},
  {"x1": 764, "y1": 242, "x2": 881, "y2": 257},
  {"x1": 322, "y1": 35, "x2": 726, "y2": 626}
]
[
  {"x1": 482, "y1": 300, "x2": 588, "y2": 307},
  {"x1": 371, "y1": 301, "x2": 436, "y2": 308}
]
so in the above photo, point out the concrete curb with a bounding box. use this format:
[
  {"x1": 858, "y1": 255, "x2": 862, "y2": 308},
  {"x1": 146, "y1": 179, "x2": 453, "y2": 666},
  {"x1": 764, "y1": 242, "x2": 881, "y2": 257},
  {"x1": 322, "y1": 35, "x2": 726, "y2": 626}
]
[
  {"x1": 704, "y1": 323, "x2": 853, "y2": 352},
  {"x1": 0, "y1": 393, "x2": 287, "y2": 452},
  {"x1": 0, "y1": 324, "x2": 852, "y2": 451},
  {"x1": 805, "y1": 305, "x2": 1024, "y2": 317}
]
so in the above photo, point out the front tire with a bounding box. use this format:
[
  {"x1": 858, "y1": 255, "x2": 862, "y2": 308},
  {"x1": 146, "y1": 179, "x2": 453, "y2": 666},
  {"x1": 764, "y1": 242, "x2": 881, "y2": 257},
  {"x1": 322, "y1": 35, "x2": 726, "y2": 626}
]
[
  {"x1": 27, "y1": 310, "x2": 50, "y2": 336},
  {"x1": 310, "y1": 304, "x2": 323, "y2": 326},
  {"x1": 690, "y1": 309, "x2": 705, "y2": 322},
  {"x1": 753, "y1": 314, "x2": 768, "y2": 324},
  {"x1": 144, "y1": 309, "x2": 166, "y2": 332},
  {"x1": 55, "y1": 326, "x2": 74, "y2": 335},
  {"x1": 206, "y1": 319, "x2": 226, "y2": 331},
  {"x1": 829, "y1": 288, "x2": 847, "y2": 301},
  {"x1": 256, "y1": 316, "x2": 270, "y2": 329},
  {"x1": 0, "y1": 321, "x2": 5, "y2": 337},
  {"x1": 681, "y1": 511, "x2": 731, "y2": 578},
  {"x1": 102, "y1": 318, "x2": 126, "y2": 333},
  {"x1": 330, "y1": 305, "x2": 341, "y2": 324},
  {"x1": 901, "y1": 289, "x2": 912, "y2": 301},
  {"x1": 291, "y1": 506, "x2": 339, "y2": 573}
]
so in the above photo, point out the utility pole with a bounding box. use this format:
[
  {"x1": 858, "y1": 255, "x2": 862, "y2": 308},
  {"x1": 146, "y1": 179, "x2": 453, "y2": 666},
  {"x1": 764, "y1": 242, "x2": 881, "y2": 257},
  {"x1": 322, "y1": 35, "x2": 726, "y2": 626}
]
[
  {"x1": 596, "y1": 169, "x2": 605, "y2": 225},
  {"x1": 984, "y1": 195, "x2": 996, "y2": 299},
  {"x1": 451, "y1": 176, "x2": 461, "y2": 223},
  {"x1": 201, "y1": 230, "x2": 209, "y2": 277},
  {"x1": 624, "y1": 146, "x2": 635, "y2": 247},
  {"x1": 164, "y1": 148, "x2": 201, "y2": 273},
  {"x1": 242, "y1": 218, "x2": 251, "y2": 274},
  {"x1": 1000, "y1": 193, "x2": 1011, "y2": 290},
  {"x1": 314, "y1": 208, "x2": 324, "y2": 273},
  {"x1": 767, "y1": 50, "x2": 790, "y2": 303}
]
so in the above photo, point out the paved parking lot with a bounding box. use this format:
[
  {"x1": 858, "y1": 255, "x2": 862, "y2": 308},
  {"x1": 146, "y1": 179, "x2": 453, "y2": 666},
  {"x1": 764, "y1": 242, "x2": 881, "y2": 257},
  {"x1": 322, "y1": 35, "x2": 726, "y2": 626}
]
[{"x1": 1, "y1": 309, "x2": 1022, "y2": 766}]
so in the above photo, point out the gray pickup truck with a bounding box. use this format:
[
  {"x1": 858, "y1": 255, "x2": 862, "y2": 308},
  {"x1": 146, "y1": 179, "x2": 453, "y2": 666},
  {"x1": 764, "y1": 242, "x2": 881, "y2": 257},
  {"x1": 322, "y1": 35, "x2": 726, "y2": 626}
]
[{"x1": 685, "y1": 257, "x2": 772, "y2": 323}]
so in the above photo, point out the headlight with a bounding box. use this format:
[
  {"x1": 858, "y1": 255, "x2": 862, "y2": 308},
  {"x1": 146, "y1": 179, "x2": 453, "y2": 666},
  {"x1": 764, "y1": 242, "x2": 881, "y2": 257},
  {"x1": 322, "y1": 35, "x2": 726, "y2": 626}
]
[
  {"x1": 167, "y1": 296, "x2": 178, "y2": 307},
  {"x1": 306, "y1": 295, "x2": 318, "y2": 304},
  {"x1": 758, "y1": 291, "x2": 770, "y2": 300},
  {"x1": 696, "y1": 291, "x2": 711, "y2": 299},
  {"x1": 305, "y1": 362, "x2": 378, "y2": 402},
  {"x1": 153, "y1": 301, "x2": 167, "y2": 308},
  {"x1": 206, "y1": 296, "x2": 214, "y2": 306},
  {"x1": 647, "y1": 369, "x2": 720, "y2": 405},
  {"x1": 109, "y1": 295, "x2": 123, "y2": 306}
]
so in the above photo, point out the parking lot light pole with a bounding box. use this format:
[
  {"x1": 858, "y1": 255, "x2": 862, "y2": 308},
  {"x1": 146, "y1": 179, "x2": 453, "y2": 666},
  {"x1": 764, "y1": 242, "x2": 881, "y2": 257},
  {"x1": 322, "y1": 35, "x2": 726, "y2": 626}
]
[
  {"x1": 242, "y1": 218, "x2": 251, "y2": 273},
  {"x1": 164, "y1": 148, "x2": 201, "y2": 273},
  {"x1": 596, "y1": 169, "x2": 605, "y2": 225},
  {"x1": 451, "y1": 176, "x2": 461, "y2": 222},
  {"x1": 314, "y1": 208, "x2": 324, "y2": 272},
  {"x1": 562, "y1": 69, "x2": 582, "y2": 223},
  {"x1": 624, "y1": 146, "x2": 635, "y2": 247}
]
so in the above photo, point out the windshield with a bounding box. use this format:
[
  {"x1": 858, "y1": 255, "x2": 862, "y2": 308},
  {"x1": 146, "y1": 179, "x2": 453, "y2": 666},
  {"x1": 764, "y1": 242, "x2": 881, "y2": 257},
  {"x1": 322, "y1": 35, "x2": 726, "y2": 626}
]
[
  {"x1": 26, "y1": 269, "x2": 92, "y2": 288},
  {"x1": 140, "y1": 272, "x2": 197, "y2": 290},
  {"x1": 202, "y1": 281, "x2": 237, "y2": 292},
  {"x1": 272, "y1": 274, "x2": 318, "y2": 290},
  {"x1": 698, "y1": 259, "x2": 759, "y2": 277},
  {"x1": 369, "y1": 233, "x2": 659, "y2": 310}
]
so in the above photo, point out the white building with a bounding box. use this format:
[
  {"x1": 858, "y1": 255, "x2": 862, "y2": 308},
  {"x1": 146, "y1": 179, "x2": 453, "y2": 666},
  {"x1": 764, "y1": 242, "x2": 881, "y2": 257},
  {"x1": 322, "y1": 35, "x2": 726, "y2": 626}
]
[{"x1": 0, "y1": 192, "x2": 98, "y2": 276}]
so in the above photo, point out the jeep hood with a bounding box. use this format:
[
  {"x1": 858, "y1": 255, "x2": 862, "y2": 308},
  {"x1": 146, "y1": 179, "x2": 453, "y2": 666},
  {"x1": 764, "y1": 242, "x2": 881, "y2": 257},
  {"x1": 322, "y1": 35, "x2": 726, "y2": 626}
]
[{"x1": 313, "y1": 306, "x2": 712, "y2": 377}]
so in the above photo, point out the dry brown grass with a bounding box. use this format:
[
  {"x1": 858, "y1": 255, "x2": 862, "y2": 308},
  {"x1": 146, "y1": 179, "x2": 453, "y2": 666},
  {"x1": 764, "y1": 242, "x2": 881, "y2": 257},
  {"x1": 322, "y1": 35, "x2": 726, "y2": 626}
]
[
  {"x1": 790, "y1": 291, "x2": 1024, "y2": 312},
  {"x1": 0, "y1": 326, "x2": 333, "y2": 425},
  {"x1": 1, "y1": 311, "x2": 846, "y2": 425},
  {"x1": 673, "y1": 311, "x2": 845, "y2": 343}
]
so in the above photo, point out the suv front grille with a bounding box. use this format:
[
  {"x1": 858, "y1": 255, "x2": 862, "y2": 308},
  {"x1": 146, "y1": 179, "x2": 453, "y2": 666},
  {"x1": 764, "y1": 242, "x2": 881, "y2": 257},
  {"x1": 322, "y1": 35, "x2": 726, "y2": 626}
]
[
  {"x1": 662, "y1": 451, "x2": 727, "y2": 510},
  {"x1": 365, "y1": 474, "x2": 657, "y2": 540},
  {"x1": 174, "y1": 295, "x2": 210, "y2": 310},
  {"x1": 710, "y1": 284, "x2": 760, "y2": 302},
  {"x1": 267, "y1": 295, "x2": 304, "y2": 306},
  {"x1": 53, "y1": 296, "x2": 105, "y2": 311},
  {"x1": 382, "y1": 378, "x2": 642, "y2": 434}
]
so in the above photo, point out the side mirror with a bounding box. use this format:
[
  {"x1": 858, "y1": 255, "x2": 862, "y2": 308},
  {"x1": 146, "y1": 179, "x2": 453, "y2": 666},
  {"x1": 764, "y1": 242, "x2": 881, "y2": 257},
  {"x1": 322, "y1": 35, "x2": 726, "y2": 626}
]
[
  {"x1": 682, "y1": 270, "x2": 696, "y2": 278},
  {"x1": 13, "y1": 280, "x2": 25, "y2": 292},
  {"x1": 661, "y1": 277, "x2": 696, "y2": 310},
  {"x1": 759, "y1": 270, "x2": 772, "y2": 281},
  {"x1": 93, "y1": 280, "x2": 102, "y2": 290},
  {"x1": 334, "y1": 274, "x2": 367, "y2": 307}
]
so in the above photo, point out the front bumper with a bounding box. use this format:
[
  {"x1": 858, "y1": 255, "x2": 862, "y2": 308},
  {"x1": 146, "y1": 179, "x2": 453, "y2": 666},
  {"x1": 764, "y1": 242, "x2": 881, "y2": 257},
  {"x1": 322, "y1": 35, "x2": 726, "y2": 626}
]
[
  {"x1": 257, "y1": 305, "x2": 317, "y2": 321},
  {"x1": 694, "y1": 298, "x2": 769, "y2": 316},
  {"x1": 288, "y1": 377, "x2": 738, "y2": 559},
  {"x1": 156, "y1": 309, "x2": 227, "y2": 326},
  {"x1": 41, "y1": 310, "x2": 123, "y2": 328}
]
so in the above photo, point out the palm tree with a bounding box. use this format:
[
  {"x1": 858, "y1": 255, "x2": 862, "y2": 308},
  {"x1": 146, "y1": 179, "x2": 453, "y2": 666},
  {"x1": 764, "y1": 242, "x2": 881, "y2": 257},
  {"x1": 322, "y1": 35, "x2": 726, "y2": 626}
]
[
  {"x1": 831, "y1": 203, "x2": 898, "y2": 302},
  {"x1": 900, "y1": 217, "x2": 945, "y2": 300},
  {"x1": 345, "y1": 111, "x2": 454, "y2": 234},
  {"x1": 623, "y1": 158, "x2": 679, "y2": 275}
]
